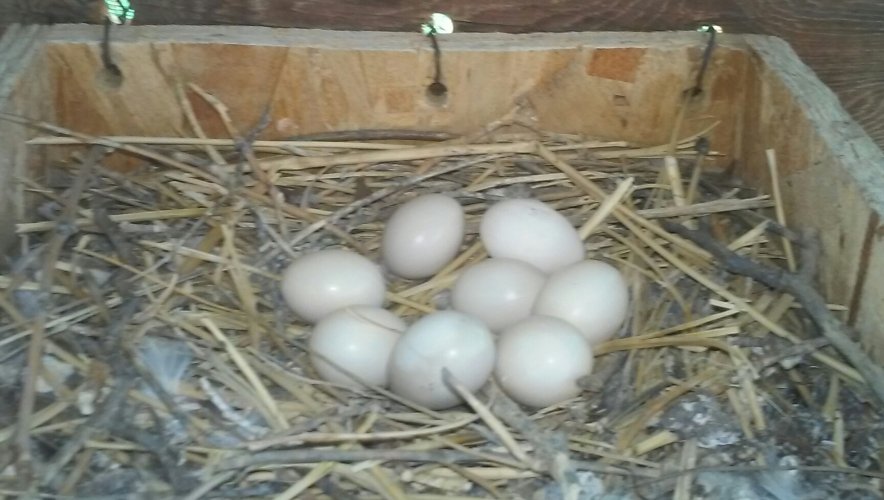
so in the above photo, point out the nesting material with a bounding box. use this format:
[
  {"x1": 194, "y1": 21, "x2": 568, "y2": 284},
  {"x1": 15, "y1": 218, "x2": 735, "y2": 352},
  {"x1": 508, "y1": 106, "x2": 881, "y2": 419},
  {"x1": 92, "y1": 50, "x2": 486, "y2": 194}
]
[{"x1": 1, "y1": 89, "x2": 883, "y2": 499}]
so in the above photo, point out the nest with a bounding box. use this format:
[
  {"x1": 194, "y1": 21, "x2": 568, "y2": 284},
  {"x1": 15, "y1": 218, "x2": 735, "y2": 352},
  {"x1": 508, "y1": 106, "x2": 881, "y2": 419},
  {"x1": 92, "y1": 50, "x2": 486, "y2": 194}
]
[{"x1": 1, "y1": 87, "x2": 883, "y2": 500}]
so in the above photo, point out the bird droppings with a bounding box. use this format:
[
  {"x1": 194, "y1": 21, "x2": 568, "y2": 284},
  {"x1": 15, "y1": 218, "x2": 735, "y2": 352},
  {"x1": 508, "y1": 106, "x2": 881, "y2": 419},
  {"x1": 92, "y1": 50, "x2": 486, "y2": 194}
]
[{"x1": 653, "y1": 391, "x2": 742, "y2": 448}]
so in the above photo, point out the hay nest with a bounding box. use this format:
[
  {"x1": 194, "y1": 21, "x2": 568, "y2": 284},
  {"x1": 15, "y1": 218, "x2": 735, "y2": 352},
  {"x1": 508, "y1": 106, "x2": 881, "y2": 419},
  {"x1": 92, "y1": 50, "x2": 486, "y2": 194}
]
[{"x1": 0, "y1": 88, "x2": 882, "y2": 500}]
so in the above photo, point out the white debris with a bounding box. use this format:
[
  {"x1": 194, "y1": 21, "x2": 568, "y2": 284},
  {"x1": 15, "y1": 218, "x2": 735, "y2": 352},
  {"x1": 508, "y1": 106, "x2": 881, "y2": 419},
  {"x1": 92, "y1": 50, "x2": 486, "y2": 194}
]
[
  {"x1": 78, "y1": 389, "x2": 97, "y2": 415},
  {"x1": 35, "y1": 355, "x2": 74, "y2": 394}
]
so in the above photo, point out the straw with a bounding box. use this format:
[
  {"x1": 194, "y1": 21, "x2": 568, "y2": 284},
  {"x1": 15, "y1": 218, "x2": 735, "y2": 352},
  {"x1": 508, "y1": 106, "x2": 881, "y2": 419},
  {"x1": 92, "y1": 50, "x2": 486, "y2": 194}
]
[{"x1": 2, "y1": 93, "x2": 878, "y2": 499}]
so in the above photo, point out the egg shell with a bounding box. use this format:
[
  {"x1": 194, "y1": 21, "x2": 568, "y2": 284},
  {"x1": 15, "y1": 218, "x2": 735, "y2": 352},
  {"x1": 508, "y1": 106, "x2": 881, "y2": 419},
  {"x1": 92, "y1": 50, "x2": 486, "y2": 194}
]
[
  {"x1": 389, "y1": 310, "x2": 496, "y2": 410},
  {"x1": 451, "y1": 258, "x2": 546, "y2": 331},
  {"x1": 532, "y1": 259, "x2": 629, "y2": 345},
  {"x1": 495, "y1": 315, "x2": 593, "y2": 408},
  {"x1": 479, "y1": 198, "x2": 585, "y2": 273},
  {"x1": 382, "y1": 194, "x2": 465, "y2": 279},
  {"x1": 280, "y1": 249, "x2": 386, "y2": 323},
  {"x1": 309, "y1": 306, "x2": 405, "y2": 387}
]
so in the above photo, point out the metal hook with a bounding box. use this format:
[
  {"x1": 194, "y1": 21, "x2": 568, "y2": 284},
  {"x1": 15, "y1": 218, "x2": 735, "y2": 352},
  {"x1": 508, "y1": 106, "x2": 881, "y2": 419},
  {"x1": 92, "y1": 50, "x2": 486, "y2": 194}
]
[
  {"x1": 421, "y1": 13, "x2": 454, "y2": 99},
  {"x1": 690, "y1": 24, "x2": 723, "y2": 97},
  {"x1": 100, "y1": 17, "x2": 123, "y2": 86},
  {"x1": 99, "y1": 1, "x2": 135, "y2": 87},
  {"x1": 426, "y1": 32, "x2": 447, "y2": 96}
]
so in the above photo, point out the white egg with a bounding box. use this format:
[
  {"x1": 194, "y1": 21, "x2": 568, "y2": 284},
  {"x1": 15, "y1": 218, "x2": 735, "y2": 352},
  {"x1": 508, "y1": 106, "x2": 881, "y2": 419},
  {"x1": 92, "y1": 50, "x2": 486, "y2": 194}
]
[
  {"x1": 451, "y1": 258, "x2": 546, "y2": 331},
  {"x1": 309, "y1": 306, "x2": 405, "y2": 387},
  {"x1": 382, "y1": 194, "x2": 465, "y2": 279},
  {"x1": 532, "y1": 259, "x2": 629, "y2": 345},
  {"x1": 495, "y1": 315, "x2": 593, "y2": 408},
  {"x1": 479, "y1": 198, "x2": 584, "y2": 273},
  {"x1": 280, "y1": 249, "x2": 386, "y2": 323},
  {"x1": 389, "y1": 310, "x2": 496, "y2": 410}
]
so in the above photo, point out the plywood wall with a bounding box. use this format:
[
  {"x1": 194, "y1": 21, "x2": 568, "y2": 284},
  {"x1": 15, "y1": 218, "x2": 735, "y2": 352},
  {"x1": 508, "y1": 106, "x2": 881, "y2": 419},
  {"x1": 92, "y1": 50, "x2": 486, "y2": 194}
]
[
  {"x1": 4, "y1": 0, "x2": 884, "y2": 156},
  {"x1": 742, "y1": 36, "x2": 884, "y2": 358},
  {"x1": 0, "y1": 25, "x2": 52, "y2": 253},
  {"x1": 42, "y1": 27, "x2": 747, "y2": 161}
]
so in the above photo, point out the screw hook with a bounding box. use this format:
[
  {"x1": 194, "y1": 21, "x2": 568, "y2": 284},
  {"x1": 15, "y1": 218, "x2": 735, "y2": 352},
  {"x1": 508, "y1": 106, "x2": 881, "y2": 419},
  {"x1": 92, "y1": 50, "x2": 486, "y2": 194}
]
[
  {"x1": 421, "y1": 13, "x2": 454, "y2": 98},
  {"x1": 99, "y1": 1, "x2": 134, "y2": 86},
  {"x1": 691, "y1": 23, "x2": 723, "y2": 97},
  {"x1": 100, "y1": 18, "x2": 123, "y2": 86},
  {"x1": 426, "y1": 32, "x2": 446, "y2": 96}
]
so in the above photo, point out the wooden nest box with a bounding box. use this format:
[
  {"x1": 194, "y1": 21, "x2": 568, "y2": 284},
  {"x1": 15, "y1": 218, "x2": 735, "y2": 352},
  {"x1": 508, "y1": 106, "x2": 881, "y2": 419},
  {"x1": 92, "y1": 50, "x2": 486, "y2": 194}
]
[{"x1": 1, "y1": 24, "x2": 883, "y2": 358}]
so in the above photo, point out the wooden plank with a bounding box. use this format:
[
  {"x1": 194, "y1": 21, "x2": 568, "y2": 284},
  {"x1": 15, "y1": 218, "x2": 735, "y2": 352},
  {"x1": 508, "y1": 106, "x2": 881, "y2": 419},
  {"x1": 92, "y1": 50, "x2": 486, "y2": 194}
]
[
  {"x1": 0, "y1": 25, "x2": 50, "y2": 254},
  {"x1": 41, "y1": 26, "x2": 747, "y2": 160},
  {"x1": 5, "y1": 0, "x2": 883, "y2": 152},
  {"x1": 0, "y1": 1, "x2": 751, "y2": 32},
  {"x1": 742, "y1": 35, "x2": 884, "y2": 357},
  {"x1": 524, "y1": 44, "x2": 748, "y2": 154}
]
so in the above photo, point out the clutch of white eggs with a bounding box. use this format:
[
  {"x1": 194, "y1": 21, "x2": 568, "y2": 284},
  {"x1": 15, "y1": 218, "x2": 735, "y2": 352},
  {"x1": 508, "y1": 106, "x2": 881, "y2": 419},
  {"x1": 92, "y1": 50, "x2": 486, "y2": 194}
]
[{"x1": 279, "y1": 194, "x2": 630, "y2": 410}]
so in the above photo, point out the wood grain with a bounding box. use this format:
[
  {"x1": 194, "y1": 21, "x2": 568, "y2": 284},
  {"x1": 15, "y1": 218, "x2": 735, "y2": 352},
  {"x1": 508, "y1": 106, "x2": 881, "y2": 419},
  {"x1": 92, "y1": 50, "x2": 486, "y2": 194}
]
[
  {"x1": 742, "y1": 34, "x2": 884, "y2": 358},
  {"x1": 0, "y1": 24, "x2": 50, "y2": 253},
  {"x1": 3, "y1": 0, "x2": 883, "y2": 148},
  {"x1": 38, "y1": 27, "x2": 748, "y2": 155}
]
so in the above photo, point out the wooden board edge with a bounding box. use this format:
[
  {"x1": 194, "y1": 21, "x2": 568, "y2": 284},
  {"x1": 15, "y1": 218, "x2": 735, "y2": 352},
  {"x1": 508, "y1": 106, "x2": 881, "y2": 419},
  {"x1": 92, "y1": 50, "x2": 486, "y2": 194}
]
[
  {"x1": 0, "y1": 24, "x2": 46, "y2": 102},
  {"x1": 42, "y1": 23, "x2": 752, "y2": 51},
  {"x1": 745, "y1": 34, "x2": 884, "y2": 213},
  {"x1": 0, "y1": 24, "x2": 49, "y2": 254}
]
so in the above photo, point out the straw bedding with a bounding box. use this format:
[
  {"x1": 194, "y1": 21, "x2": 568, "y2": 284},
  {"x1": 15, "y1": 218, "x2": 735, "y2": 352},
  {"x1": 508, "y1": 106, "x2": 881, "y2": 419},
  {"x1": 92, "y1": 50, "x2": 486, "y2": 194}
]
[{"x1": 0, "y1": 90, "x2": 882, "y2": 499}]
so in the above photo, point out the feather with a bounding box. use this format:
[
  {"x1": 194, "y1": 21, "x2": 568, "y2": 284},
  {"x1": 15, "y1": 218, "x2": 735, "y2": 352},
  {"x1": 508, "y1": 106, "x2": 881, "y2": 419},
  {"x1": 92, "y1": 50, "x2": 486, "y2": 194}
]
[{"x1": 137, "y1": 336, "x2": 192, "y2": 398}]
